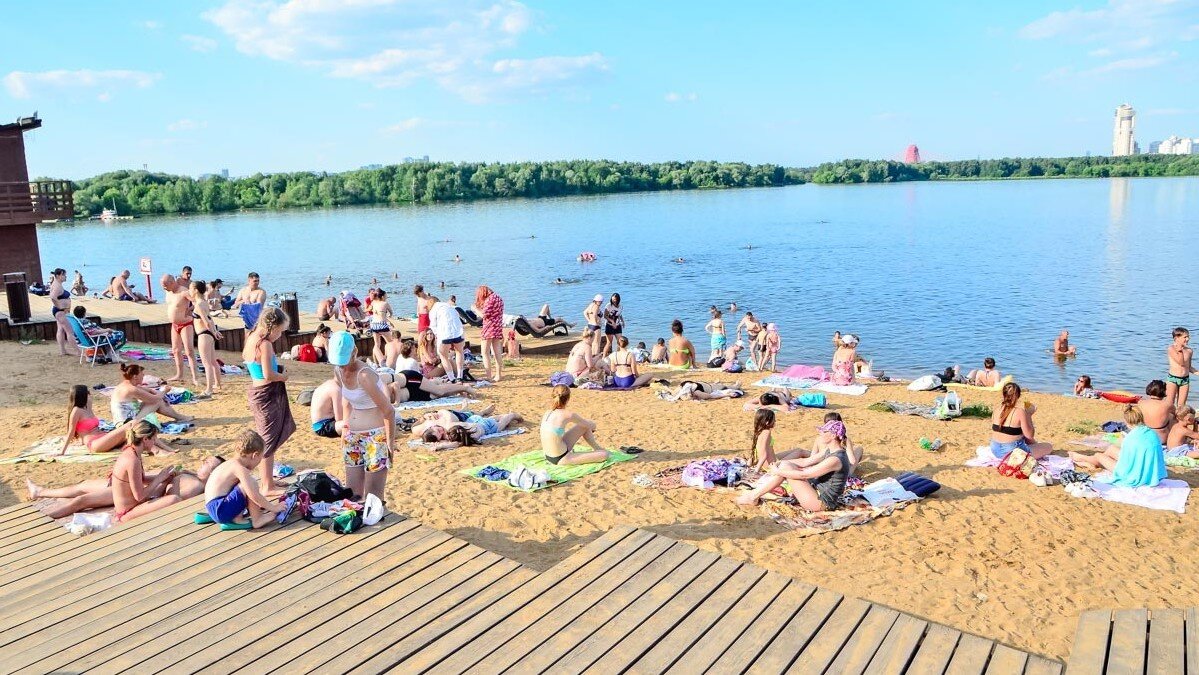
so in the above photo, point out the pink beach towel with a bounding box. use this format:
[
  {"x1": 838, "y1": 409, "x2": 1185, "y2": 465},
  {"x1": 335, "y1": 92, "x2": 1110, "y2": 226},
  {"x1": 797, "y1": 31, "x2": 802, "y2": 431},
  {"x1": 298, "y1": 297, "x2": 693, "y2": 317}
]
[{"x1": 781, "y1": 365, "x2": 828, "y2": 381}]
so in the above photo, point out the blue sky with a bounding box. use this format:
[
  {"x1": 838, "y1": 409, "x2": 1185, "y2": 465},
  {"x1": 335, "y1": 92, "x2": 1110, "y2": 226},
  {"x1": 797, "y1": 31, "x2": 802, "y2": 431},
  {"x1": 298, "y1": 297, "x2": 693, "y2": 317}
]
[{"x1": 3, "y1": 0, "x2": 1197, "y2": 178}]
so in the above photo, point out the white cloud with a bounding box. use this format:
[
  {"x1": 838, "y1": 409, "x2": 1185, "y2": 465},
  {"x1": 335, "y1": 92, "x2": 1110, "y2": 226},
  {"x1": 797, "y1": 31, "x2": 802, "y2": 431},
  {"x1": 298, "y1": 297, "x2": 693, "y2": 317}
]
[
  {"x1": 664, "y1": 91, "x2": 697, "y2": 103},
  {"x1": 381, "y1": 117, "x2": 425, "y2": 134},
  {"x1": 140, "y1": 20, "x2": 163, "y2": 30},
  {"x1": 3, "y1": 69, "x2": 161, "y2": 99},
  {"x1": 1085, "y1": 51, "x2": 1177, "y2": 74},
  {"x1": 167, "y1": 119, "x2": 208, "y2": 132},
  {"x1": 1020, "y1": 0, "x2": 1199, "y2": 52},
  {"x1": 97, "y1": 92, "x2": 112, "y2": 103},
  {"x1": 181, "y1": 35, "x2": 219, "y2": 52},
  {"x1": 1088, "y1": 47, "x2": 1113, "y2": 57},
  {"x1": 203, "y1": 0, "x2": 606, "y2": 101}
]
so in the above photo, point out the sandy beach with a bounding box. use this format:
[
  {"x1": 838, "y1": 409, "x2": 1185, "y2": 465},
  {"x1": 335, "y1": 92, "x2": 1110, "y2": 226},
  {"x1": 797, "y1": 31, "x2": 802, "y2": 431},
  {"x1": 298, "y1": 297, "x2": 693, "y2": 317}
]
[{"x1": 1, "y1": 338, "x2": 1196, "y2": 661}]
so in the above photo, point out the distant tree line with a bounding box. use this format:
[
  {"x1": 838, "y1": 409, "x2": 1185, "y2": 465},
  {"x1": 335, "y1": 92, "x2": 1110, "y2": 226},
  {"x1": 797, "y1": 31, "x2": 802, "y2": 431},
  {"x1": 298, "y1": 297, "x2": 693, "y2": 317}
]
[
  {"x1": 808, "y1": 154, "x2": 1199, "y2": 184},
  {"x1": 70, "y1": 160, "x2": 804, "y2": 216}
]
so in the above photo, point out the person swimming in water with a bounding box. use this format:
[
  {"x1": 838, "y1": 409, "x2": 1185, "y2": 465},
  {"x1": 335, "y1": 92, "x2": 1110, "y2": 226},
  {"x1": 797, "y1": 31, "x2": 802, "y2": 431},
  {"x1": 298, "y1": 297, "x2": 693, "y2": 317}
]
[
  {"x1": 1053, "y1": 330, "x2": 1077, "y2": 357},
  {"x1": 453, "y1": 255, "x2": 462, "y2": 263}
]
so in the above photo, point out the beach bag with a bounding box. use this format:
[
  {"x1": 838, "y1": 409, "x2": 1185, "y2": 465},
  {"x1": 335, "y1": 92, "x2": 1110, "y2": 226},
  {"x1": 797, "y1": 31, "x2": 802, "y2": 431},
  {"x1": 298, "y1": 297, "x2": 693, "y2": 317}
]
[
  {"x1": 723, "y1": 360, "x2": 743, "y2": 373},
  {"x1": 295, "y1": 344, "x2": 318, "y2": 363},
  {"x1": 291, "y1": 471, "x2": 352, "y2": 503},
  {"x1": 707, "y1": 357, "x2": 726, "y2": 368},
  {"x1": 549, "y1": 371, "x2": 574, "y2": 387},
  {"x1": 321, "y1": 510, "x2": 363, "y2": 534},
  {"x1": 908, "y1": 375, "x2": 942, "y2": 392},
  {"x1": 997, "y1": 448, "x2": 1037, "y2": 479},
  {"x1": 797, "y1": 393, "x2": 826, "y2": 408}
]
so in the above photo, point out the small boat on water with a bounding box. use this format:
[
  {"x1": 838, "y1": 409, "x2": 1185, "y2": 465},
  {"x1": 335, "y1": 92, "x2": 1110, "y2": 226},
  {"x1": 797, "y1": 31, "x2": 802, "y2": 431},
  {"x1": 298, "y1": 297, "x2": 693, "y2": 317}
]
[{"x1": 100, "y1": 208, "x2": 118, "y2": 222}]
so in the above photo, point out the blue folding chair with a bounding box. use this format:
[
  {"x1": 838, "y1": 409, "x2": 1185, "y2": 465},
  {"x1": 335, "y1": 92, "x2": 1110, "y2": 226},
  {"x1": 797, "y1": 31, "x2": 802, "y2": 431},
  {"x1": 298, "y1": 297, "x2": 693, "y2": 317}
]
[{"x1": 67, "y1": 315, "x2": 115, "y2": 367}]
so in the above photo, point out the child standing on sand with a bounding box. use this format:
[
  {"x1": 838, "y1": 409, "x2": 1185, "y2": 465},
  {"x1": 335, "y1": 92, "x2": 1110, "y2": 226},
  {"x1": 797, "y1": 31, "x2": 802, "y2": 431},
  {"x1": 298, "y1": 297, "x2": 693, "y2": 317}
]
[
  {"x1": 705, "y1": 309, "x2": 727, "y2": 362},
  {"x1": 764, "y1": 323, "x2": 781, "y2": 372},
  {"x1": 202, "y1": 430, "x2": 286, "y2": 529},
  {"x1": 1167, "y1": 327, "x2": 1198, "y2": 408}
]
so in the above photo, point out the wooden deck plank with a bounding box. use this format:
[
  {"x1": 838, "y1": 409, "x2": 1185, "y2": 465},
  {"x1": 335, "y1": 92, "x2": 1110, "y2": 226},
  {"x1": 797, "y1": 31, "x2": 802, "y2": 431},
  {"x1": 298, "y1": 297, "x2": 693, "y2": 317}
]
[
  {"x1": 297, "y1": 556, "x2": 527, "y2": 675},
  {"x1": 707, "y1": 579, "x2": 817, "y2": 672},
  {"x1": 863, "y1": 613, "x2": 929, "y2": 675},
  {"x1": 0, "y1": 524, "x2": 74, "y2": 560},
  {"x1": 0, "y1": 522, "x2": 71, "y2": 559},
  {"x1": 1024, "y1": 656, "x2": 1065, "y2": 675},
  {"x1": 0, "y1": 503, "x2": 36, "y2": 520},
  {"x1": 1106, "y1": 609, "x2": 1148, "y2": 675},
  {"x1": 397, "y1": 527, "x2": 647, "y2": 675},
  {"x1": 747, "y1": 587, "x2": 844, "y2": 674},
  {"x1": 0, "y1": 507, "x2": 44, "y2": 527},
  {"x1": 85, "y1": 521, "x2": 429, "y2": 675},
  {"x1": 984, "y1": 645, "x2": 1029, "y2": 674},
  {"x1": 551, "y1": 549, "x2": 724, "y2": 675},
  {"x1": 0, "y1": 515, "x2": 59, "y2": 547},
  {"x1": 151, "y1": 529, "x2": 463, "y2": 675},
  {"x1": 1147, "y1": 608, "x2": 1184, "y2": 675},
  {"x1": 0, "y1": 520, "x2": 315, "y2": 669},
  {"x1": 579, "y1": 555, "x2": 742, "y2": 675},
  {"x1": 785, "y1": 597, "x2": 871, "y2": 674},
  {"x1": 0, "y1": 511, "x2": 232, "y2": 623},
  {"x1": 1067, "y1": 610, "x2": 1113, "y2": 675},
  {"x1": 944, "y1": 633, "x2": 995, "y2": 675},
  {"x1": 1187, "y1": 608, "x2": 1199, "y2": 675},
  {"x1": 342, "y1": 566, "x2": 541, "y2": 675},
  {"x1": 0, "y1": 495, "x2": 201, "y2": 582},
  {"x1": 827, "y1": 604, "x2": 901, "y2": 675},
  {"x1": 626, "y1": 564, "x2": 768, "y2": 674},
  {"x1": 906, "y1": 624, "x2": 963, "y2": 675},
  {"x1": 438, "y1": 531, "x2": 675, "y2": 674},
  {"x1": 662, "y1": 571, "x2": 792, "y2": 675},
  {"x1": 494, "y1": 542, "x2": 700, "y2": 674}
]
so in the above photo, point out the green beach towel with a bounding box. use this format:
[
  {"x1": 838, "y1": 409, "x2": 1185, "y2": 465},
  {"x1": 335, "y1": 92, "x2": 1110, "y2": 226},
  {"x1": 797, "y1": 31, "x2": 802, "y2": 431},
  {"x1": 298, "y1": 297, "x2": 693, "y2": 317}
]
[{"x1": 462, "y1": 448, "x2": 636, "y2": 491}]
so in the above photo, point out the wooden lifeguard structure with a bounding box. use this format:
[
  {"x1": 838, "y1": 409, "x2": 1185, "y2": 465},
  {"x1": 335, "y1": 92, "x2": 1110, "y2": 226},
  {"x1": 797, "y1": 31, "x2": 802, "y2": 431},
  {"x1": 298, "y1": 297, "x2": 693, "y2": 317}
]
[{"x1": 0, "y1": 114, "x2": 73, "y2": 283}]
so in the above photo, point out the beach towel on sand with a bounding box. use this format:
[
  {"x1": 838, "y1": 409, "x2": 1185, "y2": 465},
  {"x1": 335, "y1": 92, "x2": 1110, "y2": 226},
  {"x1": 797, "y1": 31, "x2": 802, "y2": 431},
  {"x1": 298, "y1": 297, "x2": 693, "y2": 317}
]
[
  {"x1": 813, "y1": 382, "x2": 868, "y2": 396},
  {"x1": 965, "y1": 447, "x2": 1074, "y2": 478},
  {"x1": 1090, "y1": 474, "x2": 1190, "y2": 513},
  {"x1": 119, "y1": 346, "x2": 173, "y2": 361},
  {"x1": 780, "y1": 365, "x2": 828, "y2": 381},
  {"x1": 758, "y1": 498, "x2": 912, "y2": 537},
  {"x1": 395, "y1": 396, "x2": 474, "y2": 411},
  {"x1": 0, "y1": 437, "x2": 117, "y2": 464},
  {"x1": 462, "y1": 449, "x2": 636, "y2": 491},
  {"x1": 408, "y1": 427, "x2": 526, "y2": 448},
  {"x1": 751, "y1": 375, "x2": 819, "y2": 389}
]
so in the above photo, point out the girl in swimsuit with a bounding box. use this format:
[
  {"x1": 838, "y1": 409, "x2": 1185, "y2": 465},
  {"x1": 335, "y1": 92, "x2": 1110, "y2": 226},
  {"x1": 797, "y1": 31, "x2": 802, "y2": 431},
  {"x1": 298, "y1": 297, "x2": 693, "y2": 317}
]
[
  {"x1": 610, "y1": 336, "x2": 654, "y2": 389},
  {"x1": 191, "y1": 281, "x2": 223, "y2": 398},
  {"x1": 369, "y1": 289, "x2": 394, "y2": 365},
  {"x1": 989, "y1": 382, "x2": 1053, "y2": 459},
  {"x1": 831, "y1": 332, "x2": 857, "y2": 386},
  {"x1": 775, "y1": 412, "x2": 865, "y2": 475},
  {"x1": 601, "y1": 293, "x2": 624, "y2": 356},
  {"x1": 110, "y1": 420, "x2": 176, "y2": 523},
  {"x1": 416, "y1": 407, "x2": 525, "y2": 449},
  {"x1": 48, "y1": 268, "x2": 80, "y2": 357},
  {"x1": 749, "y1": 409, "x2": 777, "y2": 471},
  {"x1": 541, "y1": 385, "x2": 609, "y2": 466},
  {"x1": 28, "y1": 455, "x2": 219, "y2": 520},
  {"x1": 1138, "y1": 379, "x2": 1174, "y2": 443},
  {"x1": 58, "y1": 384, "x2": 174, "y2": 456},
  {"x1": 667, "y1": 319, "x2": 697, "y2": 368},
  {"x1": 736, "y1": 419, "x2": 852, "y2": 512},
  {"x1": 417, "y1": 330, "x2": 446, "y2": 378},
  {"x1": 329, "y1": 333, "x2": 394, "y2": 502},
  {"x1": 705, "y1": 309, "x2": 727, "y2": 361},
  {"x1": 111, "y1": 363, "x2": 194, "y2": 425}
]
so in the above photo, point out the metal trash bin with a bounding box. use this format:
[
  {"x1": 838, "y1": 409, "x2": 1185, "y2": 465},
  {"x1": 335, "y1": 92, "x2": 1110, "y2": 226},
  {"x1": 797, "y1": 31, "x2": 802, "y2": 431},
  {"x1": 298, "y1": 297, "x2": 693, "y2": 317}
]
[
  {"x1": 280, "y1": 292, "x2": 300, "y2": 335},
  {"x1": 4, "y1": 273, "x2": 30, "y2": 323}
]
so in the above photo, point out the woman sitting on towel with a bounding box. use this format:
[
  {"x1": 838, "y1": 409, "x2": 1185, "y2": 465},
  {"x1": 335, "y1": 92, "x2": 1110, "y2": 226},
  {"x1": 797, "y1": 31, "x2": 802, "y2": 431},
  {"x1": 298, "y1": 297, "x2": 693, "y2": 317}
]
[
  {"x1": 565, "y1": 327, "x2": 602, "y2": 379},
  {"x1": 609, "y1": 336, "x2": 655, "y2": 389},
  {"x1": 60, "y1": 385, "x2": 174, "y2": 456},
  {"x1": 1139, "y1": 379, "x2": 1174, "y2": 444},
  {"x1": 111, "y1": 364, "x2": 194, "y2": 425},
  {"x1": 830, "y1": 332, "x2": 858, "y2": 386},
  {"x1": 967, "y1": 358, "x2": 1001, "y2": 388},
  {"x1": 989, "y1": 382, "x2": 1053, "y2": 460},
  {"x1": 1165, "y1": 406, "x2": 1199, "y2": 458},
  {"x1": 668, "y1": 320, "x2": 697, "y2": 369},
  {"x1": 736, "y1": 419, "x2": 853, "y2": 512},
  {"x1": 1069, "y1": 405, "x2": 1167, "y2": 487},
  {"x1": 541, "y1": 385, "x2": 610, "y2": 466}
]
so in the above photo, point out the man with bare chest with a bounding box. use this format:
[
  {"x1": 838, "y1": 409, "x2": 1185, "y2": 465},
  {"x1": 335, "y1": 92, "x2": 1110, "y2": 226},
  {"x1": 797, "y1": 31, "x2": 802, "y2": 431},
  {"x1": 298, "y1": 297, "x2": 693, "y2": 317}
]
[{"x1": 163, "y1": 274, "x2": 199, "y2": 385}]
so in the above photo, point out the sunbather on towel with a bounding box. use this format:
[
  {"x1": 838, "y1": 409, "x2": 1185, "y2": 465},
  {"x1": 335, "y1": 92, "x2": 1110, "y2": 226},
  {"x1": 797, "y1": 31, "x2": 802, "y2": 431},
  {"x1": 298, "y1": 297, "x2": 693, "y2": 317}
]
[
  {"x1": 776, "y1": 412, "x2": 864, "y2": 475},
  {"x1": 1070, "y1": 405, "x2": 1168, "y2": 488},
  {"x1": 664, "y1": 380, "x2": 744, "y2": 401},
  {"x1": 1165, "y1": 406, "x2": 1199, "y2": 458},
  {"x1": 28, "y1": 454, "x2": 222, "y2": 520},
  {"x1": 736, "y1": 419, "x2": 852, "y2": 512},
  {"x1": 609, "y1": 337, "x2": 655, "y2": 389},
  {"x1": 62, "y1": 384, "x2": 176, "y2": 456},
  {"x1": 111, "y1": 421, "x2": 178, "y2": 523},
  {"x1": 541, "y1": 385, "x2": 609, "y2": 466},
  {"x1": 112, "y1": 363, "x2": 194, "y2": 426},
  {"x1": 966, "y1": 358, "x2": 1001, "y2": 387},
  {"x1": 416, "y1": 408, "x2": 524, "y2": 450},
  {"x1": 204, "y1": 429, "x2": 286, "y2": 528},
  {"x1": 989, "y1": 382, "x2": 1054, "y2": 460}
]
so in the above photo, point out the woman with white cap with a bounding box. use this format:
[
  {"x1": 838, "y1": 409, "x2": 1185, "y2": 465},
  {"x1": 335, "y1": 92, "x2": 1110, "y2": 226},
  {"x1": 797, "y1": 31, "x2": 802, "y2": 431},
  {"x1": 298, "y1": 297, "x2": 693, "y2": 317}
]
[
  {"x1": 831, "y1": 331, "x2": 859, "y2": 386},
  {"x1": 583, "y1": 294, "x2": 603, "y2": 355},
  {"x1": 327, "y1": 330, "x2": 393, "y2": 502}
]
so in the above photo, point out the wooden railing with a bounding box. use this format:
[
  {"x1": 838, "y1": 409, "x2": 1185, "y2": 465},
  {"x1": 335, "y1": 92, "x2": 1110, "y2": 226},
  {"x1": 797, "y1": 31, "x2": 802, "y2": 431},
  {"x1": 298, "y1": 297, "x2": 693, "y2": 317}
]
[{"x1": 0, "y1": 180, "x2": 73, "y2": 225}]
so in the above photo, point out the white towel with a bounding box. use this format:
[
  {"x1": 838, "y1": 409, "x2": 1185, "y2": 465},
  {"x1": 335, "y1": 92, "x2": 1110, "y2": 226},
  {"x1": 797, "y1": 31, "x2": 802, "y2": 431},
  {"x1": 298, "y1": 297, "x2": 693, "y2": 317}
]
[
  {"x1": 1090, "y1": 475, "x2": 1190, "y2": 513},
  {"x1": 812, "y1": 382, "x2": 868, "y2": 396},
  {"x1": 750, "y1": 375, "x2": 819, "y2": 389},
  {"x1": 395, "y1": 397, "x2": 473, "y2": 411}
]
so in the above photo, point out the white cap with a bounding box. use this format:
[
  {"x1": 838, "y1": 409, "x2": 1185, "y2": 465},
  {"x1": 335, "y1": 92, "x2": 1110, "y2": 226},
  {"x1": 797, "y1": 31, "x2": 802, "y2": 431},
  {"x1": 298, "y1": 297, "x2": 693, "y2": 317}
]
[{"x1": 593, "y1": 294, "x2": 603, "y2": 302}]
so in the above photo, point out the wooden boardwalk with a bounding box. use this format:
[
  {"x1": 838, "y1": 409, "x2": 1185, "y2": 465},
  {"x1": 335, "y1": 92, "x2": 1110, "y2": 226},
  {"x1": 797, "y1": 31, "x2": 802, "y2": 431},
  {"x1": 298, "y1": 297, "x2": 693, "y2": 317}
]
[
  {"x1": 0, "y1": 499, "x2": 1061, "y2": 674},
  {"x1": 1065, "y1": 608, "x2": 1199, "y2": 674}
]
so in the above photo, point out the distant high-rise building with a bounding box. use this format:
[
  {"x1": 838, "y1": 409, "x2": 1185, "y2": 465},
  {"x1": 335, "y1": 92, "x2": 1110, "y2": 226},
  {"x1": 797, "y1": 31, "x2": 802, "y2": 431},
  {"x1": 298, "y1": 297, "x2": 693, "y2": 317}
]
[
  {"x1": 904, "y1": 144, "x2": 921, "y2": 163},
  {"x1": 1154, "y1": 135, "x2": 1197, "y2": 155},
  {"x1": 1112, "y1": 104, "x2": 1136, "y2": 156},
  {"x1": 220, "y1": 168, "x2": 229, "y2": 179}
]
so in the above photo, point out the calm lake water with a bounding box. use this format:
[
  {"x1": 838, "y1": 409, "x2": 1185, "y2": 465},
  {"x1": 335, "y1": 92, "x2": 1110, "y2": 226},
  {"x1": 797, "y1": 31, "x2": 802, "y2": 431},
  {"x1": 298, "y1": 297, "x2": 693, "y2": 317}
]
[{"x1": 38, "y1": 177, "x2": 1199, "y2": 392}]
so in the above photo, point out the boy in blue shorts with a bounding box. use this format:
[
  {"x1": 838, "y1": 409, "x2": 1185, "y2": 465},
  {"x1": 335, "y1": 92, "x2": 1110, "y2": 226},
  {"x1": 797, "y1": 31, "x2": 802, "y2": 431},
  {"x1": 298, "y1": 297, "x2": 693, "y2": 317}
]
[{"x1": 203, "y1": 429, "x2": 286, "y2": 529}]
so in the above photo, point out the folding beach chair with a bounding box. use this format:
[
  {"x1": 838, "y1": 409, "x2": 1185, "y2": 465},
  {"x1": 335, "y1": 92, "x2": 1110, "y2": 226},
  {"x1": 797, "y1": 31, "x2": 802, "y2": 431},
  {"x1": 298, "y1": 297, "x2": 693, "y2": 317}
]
[{"x1": 67, "y1": 315, "x2": 115, "y2": 367}]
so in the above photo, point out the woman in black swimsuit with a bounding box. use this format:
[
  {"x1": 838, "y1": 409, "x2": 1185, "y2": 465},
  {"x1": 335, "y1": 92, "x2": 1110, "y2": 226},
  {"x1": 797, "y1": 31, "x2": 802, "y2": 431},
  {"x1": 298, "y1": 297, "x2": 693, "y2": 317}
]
[{"x1": 191, "y1": 281, "x2": 222, "y2": 398}]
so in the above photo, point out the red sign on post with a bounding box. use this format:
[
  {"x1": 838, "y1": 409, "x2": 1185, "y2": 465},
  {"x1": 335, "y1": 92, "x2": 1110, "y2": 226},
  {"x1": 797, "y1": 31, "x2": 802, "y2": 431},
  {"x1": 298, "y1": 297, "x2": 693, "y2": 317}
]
[{"x1": 140, "y1": 257, "x2": 153, "y2": 300}]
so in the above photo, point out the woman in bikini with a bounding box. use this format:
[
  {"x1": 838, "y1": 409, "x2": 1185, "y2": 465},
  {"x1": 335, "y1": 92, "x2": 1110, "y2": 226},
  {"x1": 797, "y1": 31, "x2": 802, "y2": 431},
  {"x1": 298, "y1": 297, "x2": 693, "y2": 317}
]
[
  {"x1": 109, "y1": 420, "x2": 179, "y2": 523},
  {"x1": 736, "y1": 419, "x2": 853, "y2": 512},
  {"x1": 541, "y1": 385, "x2": 609, "y2": 466},
  {"x1": 668, "y1": 319, "x2": 697, "y2": 368},
  {"x1": 417, "y1": 329, "x2": 446, "y2": 378},
  {"x1": 328, "y1": 331, "x2": 394, "y2": 502},
  {"x1": 393, "y1": 368, "x2": 478, "y2": 404},
  {"x1": 1139, "y1": 379, "x2": 1174, "y2": 443},
  {"x1": 369, "y1": 289, "x2": 394, "y2": 365},
  {"x1": 610, "y1": 336, "x2": 654, "y2": 389},
  {"x1": 28, "y1": 455, "x2": 220, "y2": 520},
  {"x1": 565, "y1": 327, "x2": 600, "y2": 379},
  {"x1": 190, "y1": 281, "x2": 223, "y2": 398},
  {"x1": 988, "y1": 382, "x2": 1053, "y2": 460},
  {"x1": 831, "y1": 332, "x2": 858, "y2": 386},
  {"x1": 110, "y1": 363, "x2": 194, "y2": 425},
  {"x1": 243, "y1": 307, "x2": 295, "y2": 492},
  {"x1": 58, "y1": 385, "x2": 172, "y2": 456},
  {"x1": 49, "y1": 268, "x2": 80, "y2": 357}
]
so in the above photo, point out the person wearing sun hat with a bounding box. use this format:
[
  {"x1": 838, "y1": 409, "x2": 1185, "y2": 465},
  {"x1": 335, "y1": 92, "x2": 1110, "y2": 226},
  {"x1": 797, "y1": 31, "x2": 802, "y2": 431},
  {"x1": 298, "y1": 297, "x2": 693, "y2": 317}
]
[
  {"x1": 831, "y1": 331, "x2": 858, "y2": 385},
  {"x1": 327, "y1": 330, "x2": 394, "y2": 502},
  {"x1": 583, "y1": 294, "x2": 604, "y2": 354}
]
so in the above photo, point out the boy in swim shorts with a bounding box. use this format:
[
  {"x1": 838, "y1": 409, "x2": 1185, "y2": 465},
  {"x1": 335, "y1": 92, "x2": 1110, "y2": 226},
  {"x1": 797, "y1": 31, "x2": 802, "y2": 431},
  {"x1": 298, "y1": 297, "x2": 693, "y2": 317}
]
[
  {"x1": 203, "y1": 429, "x2": 286, "y2": 528},
  {"x1": 1167, "y1": 327, "x2": 1199, "y2": 408}
]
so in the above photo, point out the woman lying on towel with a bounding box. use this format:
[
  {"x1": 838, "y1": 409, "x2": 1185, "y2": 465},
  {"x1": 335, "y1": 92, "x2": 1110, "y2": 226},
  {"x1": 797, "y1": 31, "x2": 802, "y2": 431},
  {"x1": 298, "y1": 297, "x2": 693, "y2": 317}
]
[
  {"x1": 736, "y1": 419, "x2": 853, "y2": 512},
  {"x1": 412, "y1": 405, "x2": 525, "y2": 449},
  {"x1": 988, "y1": 382, "x2": 1054, "y2": 460},
  {"x1": 61, "y1": 385, "x2": 176, "y2": 456},
  {"x1": 392, "y1": 369, "x2": 479, "y2": 404},
  {"x1": 1069, "y1": 405, "x2": 1168, "y2": 487},
  {"x1": 541, "y1": 385, "x2": 610, "y2": 466},
  {"x1": 28, "y1": 454, "x2": 221, "y2": 520},
  {"x1": 662, "y1": 380, "x2": 744, "y2": 401}
]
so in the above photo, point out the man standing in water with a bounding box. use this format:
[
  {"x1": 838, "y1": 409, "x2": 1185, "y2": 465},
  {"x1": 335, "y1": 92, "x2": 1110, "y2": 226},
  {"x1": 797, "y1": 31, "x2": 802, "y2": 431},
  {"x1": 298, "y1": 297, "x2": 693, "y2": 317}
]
[
  {"x1": 1053, "y1": 330, "x2": 1077, "y2": 357},
  {"x1": 163, "y1": 274, "x2": 199, "y2": 385},
  {"x1": 1167, "y1": 327, "x2": 1199, "y2": 408}
]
